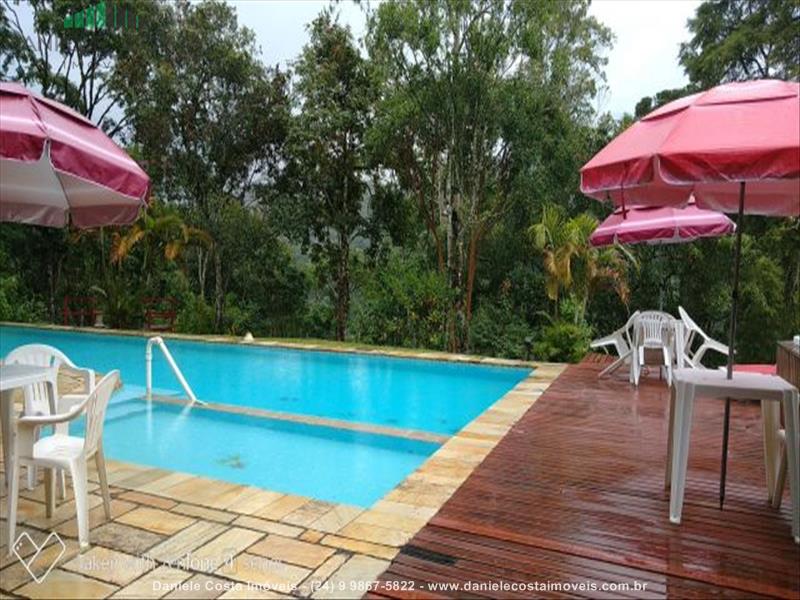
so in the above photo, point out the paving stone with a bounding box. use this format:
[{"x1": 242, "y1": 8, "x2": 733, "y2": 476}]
[
  {"x1": 116, "y1": 491, "x2": 178, "y2": 510},
  {"x1": 247, "y1": 534, "x2": 335, "y2": 569},
  {"x1": 116, "y1": 506, "x2": 195, "y2": 536},
  {"x1": 191, "y1": 527, "x2": 264, "y2": 573},
  {"x1": 254, "y1": 495, "x2": 310, "y2": 521},
  {"x1": 110, "y1": 565, "x2": 192, "y2": 598},
  {"x1": 62, "y1": 546, "x2": 154, "y2": 586},
  {"x1": 164, "y1": 573, "x2": 231, "y2": 599},
  {"x1": 218, "y1": 585, "x2": 288, "y2": 598},
  {"x1": 15, "y1": 568, "x2": 118, "y2": 599},
  {"x1": 310, "y1": 555, "x2": 389, "y2": 600},
  {"x1": 336, "y1": 522, "x2": 412, "y2": 547},
  {"x1": 299, "y1": 530, "x2": 325, "y2": 544},
  {"x1": 319, "y1": 535, "x2": 398, "y2": 561},
  {"x1": 281, "y1": 500, "x2": 335, "y2": 527},
  {"x1": 90, "y1": 522, "x2": 165, "y2": 555},
  {"x1": 308, "y1": 505, "x2": 362, "y2": 534},
  {"x1": 218, "y1": 553, "x2": 309, "y2": 594},
  {"x1": 232, "y1": 515, "x2": 303, "y2": 538},
  {"x1": 146, "y1": 521, "x2": 228, "y2": 563},
  {"x1": 172, "y1": 503, "x2": 237, "y2": 524},
  {"x1": 223, "y1": 488, "x2": 284, "y2": 515},
  {"x1": 54, "y1": 499, "x2": 137, "y2": 538},
  {"x1": 349, "y1": 509, "x2": 428, "y2": 534},
  {"x1": 296, "y1": 553, "x2": 349, "y2": 598}
]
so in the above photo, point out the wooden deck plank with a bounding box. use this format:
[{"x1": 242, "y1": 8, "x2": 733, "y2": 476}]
[{"x1": 373, "y1": 358, "x2": 800, "y2": 599}]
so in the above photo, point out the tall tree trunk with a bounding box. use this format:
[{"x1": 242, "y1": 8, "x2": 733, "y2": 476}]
[
  {"x1": 464, "y1": 227, "x2": 481, "y2": 323},
  {"x1": 335, "y1": 234, "x2": 350, "y2": 341},
  {"x1": 214, "y1": 249, "x2": 224, "y2": 332}
]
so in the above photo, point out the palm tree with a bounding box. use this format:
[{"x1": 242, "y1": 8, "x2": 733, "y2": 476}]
[
  {"x1": 530, "y1": 204, "x2": 633, "y2": 322},
  {"x1": 111, "y1": 202, "x2": 213, "y2": 271}
]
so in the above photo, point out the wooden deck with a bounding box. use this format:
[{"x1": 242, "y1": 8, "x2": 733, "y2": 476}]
[{"x1": 370, "y1": 357, "x2": 800, "y2": 599}]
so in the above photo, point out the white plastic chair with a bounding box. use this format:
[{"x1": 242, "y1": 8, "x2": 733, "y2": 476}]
[
  {"x1": 590, "y1": 311, "x2": 640, "y2": 379},
  {"x1": 4, "y1": 344, "x2": 96, "y2": 493},
  {"x1": 633, "y1": 311, "x2": 674, "y2": 386},
  {"x1": 7, "y1": 371, "x2": 119, "y2": 551},
  {"x1": 678, "y1": 306, "x2": 730, "y2": 368}
]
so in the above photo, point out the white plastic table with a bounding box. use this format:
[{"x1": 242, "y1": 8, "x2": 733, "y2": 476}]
[
  {"x1": 0, "y1": 364, "x2": 55, "y2": 552},
  {"x1": 669, "y1": 368, "x2": 800, "y2": 543}
]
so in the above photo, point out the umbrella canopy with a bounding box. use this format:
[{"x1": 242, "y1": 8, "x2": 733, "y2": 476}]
[
  {"x1": 581, "y1": 79, "x2": 800, "y2": 217},
  {"x1": 589, "y1": 201, "x2": 736, "y2": 247},
  {"x1": 0, "y1": 82, "x2": 150, "y2": 228}
]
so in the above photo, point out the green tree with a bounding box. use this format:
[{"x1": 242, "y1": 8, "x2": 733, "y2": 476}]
[
  {"x1": 279, "y1": 11, "x2": 376, "y2": 341},
  {"x1": 0, "y1": 0, "x2": 169, "y2": 137},
  {"x1": 366, "y1": 0, "x2": 612, "y2": 350},
  {"x1": 530, "y1": 205, "x2": 631, "y2": 323},
  {"x1": 679, "y1": 0, "x2": 800, "y2": 87},
  {"x1": 124, "y1": 0, "x2": 290, "y2": 330}
]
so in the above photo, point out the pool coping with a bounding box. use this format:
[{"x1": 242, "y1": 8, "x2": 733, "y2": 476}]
[{"x1": 0, "y1": 321, "x2": 561, "y2": 370}]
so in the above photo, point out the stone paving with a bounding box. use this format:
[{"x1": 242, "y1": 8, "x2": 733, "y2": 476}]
[{"x1": 0, "y1": 338, "x2": 563, "y2": 599}]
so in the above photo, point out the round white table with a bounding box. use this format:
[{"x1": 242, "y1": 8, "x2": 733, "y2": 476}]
[{"x1": 0, "y1": 363, "x2": 55, "y2": 553}]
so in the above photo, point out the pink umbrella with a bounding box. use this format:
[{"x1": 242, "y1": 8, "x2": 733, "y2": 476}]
[
  {"x1": 0, "y1": 82, "x2": 150, "y2": 228},
  {"x1": 581, "y1": 79, "x2": 800, "y2": 217},
  {"x1": 580, "y1": 79, "x2": 799, "y2": 509},
  {"x1": 589, "y1": 200, "x2": 735, "y2": 248}
]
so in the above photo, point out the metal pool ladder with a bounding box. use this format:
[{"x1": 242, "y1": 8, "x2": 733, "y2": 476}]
[{"x1": 145, "y1": 336, "x2": 205, "y2": 405}]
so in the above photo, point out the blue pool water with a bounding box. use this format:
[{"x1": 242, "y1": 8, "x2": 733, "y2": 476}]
[{"x1": 0, "y1": 325, "x2": 529, "y2": 505}]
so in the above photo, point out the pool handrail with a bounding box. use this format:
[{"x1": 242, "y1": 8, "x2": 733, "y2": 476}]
[{"x1": 145, "y1": 336, "x2": 205, "y2": 405}]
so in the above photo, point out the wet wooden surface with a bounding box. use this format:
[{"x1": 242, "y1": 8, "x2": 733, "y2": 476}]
[{"x1": 369, "y1": 356, "x2": 800, "y2": 599}]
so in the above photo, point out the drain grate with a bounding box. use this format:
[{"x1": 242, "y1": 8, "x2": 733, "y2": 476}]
[{"x1": 401, "y1": 544, "x2": 457, "y2": 565}]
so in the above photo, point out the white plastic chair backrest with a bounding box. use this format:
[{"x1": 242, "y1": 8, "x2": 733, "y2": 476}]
[
  {"x1": 82, "y1": 370, "x2": 119, "y2": 457},
  {"x1": 622, "y1": 310, "x2": 641, "y2": 348},
  {"x1": 679, "y1": 306, "x2": 708, "y2": 343},
  {"x1": 4, "y1": 344, "x2": 68, "y2": 416},
  {"x1": 637, "y1": 311, "x2": 672, "y2": 346}
]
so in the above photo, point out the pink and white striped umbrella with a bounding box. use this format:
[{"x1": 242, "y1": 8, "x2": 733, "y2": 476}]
[
  {"x1": 0, "y1": 82, "x2": 150, "y2": 228},
  {"x1": 589, "y1": 200, "x2": 735, "y2": 248}
]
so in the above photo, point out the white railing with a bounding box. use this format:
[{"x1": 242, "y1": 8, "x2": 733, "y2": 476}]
[{"x1": 145, "y1": 336, "x2": 205, "y2": 405}]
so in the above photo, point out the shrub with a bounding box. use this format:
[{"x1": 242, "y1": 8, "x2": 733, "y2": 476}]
[
  {"x1": 533, "y1": 320, "x2": 592, "y2": 363},
  {"x1": 349, "y1": 250, "x2": 451, "y2": 349},
  {"x1": 468, "y1": 299, "x2": 532, "y2": 359}
]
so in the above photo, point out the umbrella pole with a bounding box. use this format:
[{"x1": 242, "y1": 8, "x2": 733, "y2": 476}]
[{"x1": 720, "y1": 181, "x2": 746, "y2": 509}]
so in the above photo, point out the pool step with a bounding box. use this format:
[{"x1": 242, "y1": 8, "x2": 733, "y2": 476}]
[{"x1": 149, "y1": 393, "x2": 449, "y2": 445}]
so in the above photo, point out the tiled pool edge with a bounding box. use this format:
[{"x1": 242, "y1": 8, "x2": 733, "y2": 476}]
[
  {"x1": 342, "y1": 363, "x2": 566, "y2": 550},
  {"x1": 1, "y1": 321, "x2": 563, "y2": 371}
]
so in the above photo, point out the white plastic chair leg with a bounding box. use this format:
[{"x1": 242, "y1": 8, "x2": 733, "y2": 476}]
[
  {"x1": 58, "y1": 469, "x2": 67, "y2": 500},
  {"x1": 95, "y1": 446, "x2": 112, "y2": 520},
  {"x1": 69, "y1": 459, "x2": 91, "y2": 550},
  {"x1": 7, "y1": 459, "x2": 20, "y2": 555},
  {"x1": 25, "y1": 464, "x2": 36, "y2": 490},
  {"x1": 44, "y1": 468, "x2": 56, "y2": 518}
]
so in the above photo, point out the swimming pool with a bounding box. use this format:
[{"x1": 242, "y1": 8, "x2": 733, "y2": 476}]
[{"x1": 0, "y1": 325, "x2": 530, "y2": 505}]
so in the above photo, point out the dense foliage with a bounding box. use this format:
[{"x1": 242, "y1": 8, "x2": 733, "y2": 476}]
[{"x1": 0, "y1": 0, "x2": 797, "y2": 363}]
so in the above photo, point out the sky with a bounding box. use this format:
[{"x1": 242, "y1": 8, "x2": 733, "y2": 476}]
[
  {"x1": 9, "y1": 0, "x2": 702, "y2": 118},
  {"x1": 231, "y1": 0, "x2": 702, "y2": 118}
]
